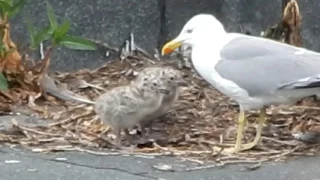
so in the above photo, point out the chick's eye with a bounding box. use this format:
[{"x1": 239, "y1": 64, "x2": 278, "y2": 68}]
[
  {"x1": 170, "y1": 77, "x2": 174, "y2": 80},
  {"x1": 153, "y1": 83, "x2": 157, "y2": 86}
]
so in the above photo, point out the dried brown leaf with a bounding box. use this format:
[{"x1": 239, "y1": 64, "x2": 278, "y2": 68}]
[{"x1": 41, "y1": 74, "x2": 95, "y2": 104}]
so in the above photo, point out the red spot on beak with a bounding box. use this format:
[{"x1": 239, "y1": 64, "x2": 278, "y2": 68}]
[
  {"x1": 162, "y1": 47, "x2": 174, "y2": 55},
  {"x1": 161, "y1": 41, "x2": 182, "y2": 56}
]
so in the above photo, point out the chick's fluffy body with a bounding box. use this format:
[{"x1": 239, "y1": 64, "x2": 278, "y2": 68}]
[
  {"x1": 94, "y1": 73, "x2": 167, "y2": 131},
  {"x1": 137, "y1": 66, "x2": 185, "y2": 130}
]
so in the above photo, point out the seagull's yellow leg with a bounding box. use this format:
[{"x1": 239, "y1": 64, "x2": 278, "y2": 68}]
[
  {"x1": 213, "y1": 108, "x2": 266, "y2": 154},
  {"x1": 213, "y1": 109, "x2": 246, "y2": 153},
  {"x1": 234, "y1": 109, "x2": 246, "y2": 152},
  {"x1": 238, "y1": 108, "x2": 266, "y2": 150}
]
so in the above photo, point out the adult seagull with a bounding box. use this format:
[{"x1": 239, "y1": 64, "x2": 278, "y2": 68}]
[{"x1": 161, "y1": 13, "x2": 320, "y2": 153}]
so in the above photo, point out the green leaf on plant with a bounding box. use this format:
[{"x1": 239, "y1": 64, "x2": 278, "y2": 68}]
[
  {"x1": 0, "y1": 0, "x2": 11, "y2": 18},
  {"x1": 1, "y1": 47, "x2": 15, "y2": 59},
  {"x1": 5, "y1": 47, "x2": 15, "y2": 56},
  {"x1": 0, "y1": 30, "x2": 4, "y2": 46},
  {"x1": 0, "y1": 44, "x2": 6, "y2": 58},
  {"x1": 25, "y1": 15, "x2": 35, "y2": 46},
  {"x1": 53, "y1": 19, "x2": 70, "y2": 40},
  {"x1": 8, "y1": 0, "x2": 26, "y2": 18},
  {"x1": 46, "y1": 2, "x2": 58, "y2": 30},
  {"x1": 59, "y1": 35, "x2": 97, "y2": 50},
  {"x1": 31, "y1": 25, "x2": 53, "y2": 49},
  {"x1": 4, "y1": 0, "x2": 13, "y2": 6},
  {"x1": 0, "y1": 73, "x2": 8, "y2": 91}
]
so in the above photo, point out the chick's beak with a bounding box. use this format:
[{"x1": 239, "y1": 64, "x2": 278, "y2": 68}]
[{"x1": 161, "y1": 39, "x2": 182, "y2": 56}]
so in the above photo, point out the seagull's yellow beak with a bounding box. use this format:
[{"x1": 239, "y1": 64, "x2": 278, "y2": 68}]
[{"x1": 161, "y1": 39, "x2": 182, "y2": 56}]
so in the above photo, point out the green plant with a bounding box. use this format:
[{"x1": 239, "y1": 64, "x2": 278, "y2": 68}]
[
  {"x1": 0, "y1": 0, "x2": 26, "y2": 20},
  {"x1": 0, "y1": 0, "x2": 97, "y2": 91},
  {"x1": 0, "y1": 0, "x2": 27, "y2": 59},
  {"x1": 0, "y1": 72, "x2": 8, "y2": 90},
  {"x1": 0, "y1": 0, "x2": 27, "y2": 91},
  {"x1": 26, "y1": 2, "x2": 97, "y2": 51}
]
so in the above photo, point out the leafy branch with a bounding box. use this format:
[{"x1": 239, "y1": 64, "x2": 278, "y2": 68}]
[
  {"x1": 0, "y1": 0, "x2": 26, "y2": 22},
  {"x1": 19, "y1": 2, "x2": 98, "y2": 104},
  {"x1": 26, "y1": 2, "x2": 97, "y2": 52},
  {"x1": 0, "y1": 0, "x2": 97, "y2": 94}
]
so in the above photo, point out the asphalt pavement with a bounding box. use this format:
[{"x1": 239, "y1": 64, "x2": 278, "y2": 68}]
[{"x1": 0, "y1": 144, "x2": 319, "y2": 180}]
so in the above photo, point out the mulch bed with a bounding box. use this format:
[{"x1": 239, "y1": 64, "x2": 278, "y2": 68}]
[{"x1": 1, "y1": 52, "x2": 320, "y2": 168}]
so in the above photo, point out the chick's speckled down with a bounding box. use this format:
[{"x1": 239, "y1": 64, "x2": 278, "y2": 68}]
[
  {"x1": 136, "y1": 66, "x2": 187, "y2": 134},
  {"x1": 94, "y1": 71, "x2": 169, "y2": 145}
]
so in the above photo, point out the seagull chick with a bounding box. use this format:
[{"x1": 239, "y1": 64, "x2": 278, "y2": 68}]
[
  {"x1": 136, "y1": 66, "x2": 187, "y2": 136},
  {"x1": 94, "y1": 72, "x2": 170, "y2": 147}
]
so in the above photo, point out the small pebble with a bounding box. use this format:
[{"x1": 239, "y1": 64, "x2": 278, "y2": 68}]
[
  {"x1": 5, "y1": 160, "x2": 21, "y2": 164},
  {"x1": 55, "y1": 158, "x2": 67, "y2": 161},
  {"x1": 27, "y1": 169, "x2": 38, "y2": 172},
  {"x1": 153, "y1": 163, "x2": 173, "y2": 172}
]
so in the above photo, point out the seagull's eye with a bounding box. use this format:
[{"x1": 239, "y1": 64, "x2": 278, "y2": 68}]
[{"x1": 186, "y1": 29, "x2": 193, "y2": 33}]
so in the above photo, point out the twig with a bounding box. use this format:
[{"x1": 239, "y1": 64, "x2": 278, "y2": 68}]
[
  {"x1": 153, "y1": 142, "x2": 212, "y2": 155},
  {"x1": 292, "y1": 105, "x2": 320, "y2": 110},
  {"x1": 262, "y1": 136, "x2": 298, "y2": 146},
  {"x1": 242, "y1": 162, "x2": 262, "y2": 171},
  {"x1": 180, "y1": 157, "x2": 204, "y2": 165},
  {"x1": 48, "y1": 110, "x2": 92, "y2": 127},
  {"x1": 216, "y1": 155, "x2": 258, "y2": 161},
  {"x1": 245, "y1": 150, "x2": 282, "y2": 156},
  {"x1": 16, "y1": 126, "x2": 60, "y2": 137},
  {"x1": 268, "y1": 146, "x2": 300, "y2": 160},
  {"x1": 37, "y1": 137, "x2": 63, "y2": 142},
  {"x1": 48, "y1": 117, "x2": 74, "y2": 127},
  {"x1": 12, "y1": 119, "x2": 60, "y2": 137},
  {"x1": 73, "y1": 147, "x2": 122, "y2": 156},
  {"x1": 184, "y1": 159, "x2": 268, "y2": 172}
]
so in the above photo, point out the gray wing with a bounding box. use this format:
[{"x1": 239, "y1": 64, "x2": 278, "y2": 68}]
[{"x1": 215, "y1": 35, "x2": 320, "y2": 96}]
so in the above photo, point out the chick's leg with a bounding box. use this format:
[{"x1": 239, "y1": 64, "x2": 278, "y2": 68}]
[
  {"x1": 114, "y1": 128, "x2": 122, "y2": 147},
  {"x1": 114, "y1": 129, "x2": 129, "y2": 149},
  {"x1": 147, "y1": 120, "x2": 154, "y2": 134},
  {"x1": 138, "y1": 121, "x2": 147, "y2": 137},
  {"x1": 99, "y1": 127, "x2": 122, "y2": 148},
  {"x1": 124, "y1": 128, "x2": 130, "y2": 136},
  {"x1": 139, "y1": 119, "x2": 154, "y2": 137}
]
